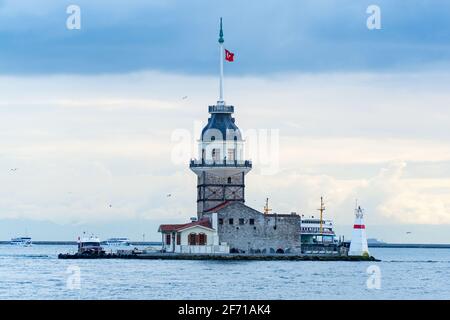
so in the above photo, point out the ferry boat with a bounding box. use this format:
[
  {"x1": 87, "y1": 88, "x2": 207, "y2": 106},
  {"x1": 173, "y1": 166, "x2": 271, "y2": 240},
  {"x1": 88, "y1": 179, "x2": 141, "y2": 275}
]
[
  {"x1": 300, "y1": 197, "x2": 337, "y2": 245},
  {"x1": 300, "y1": 217, "x2": 337, "y2": 244},
  {"x1": 77, "y1": 235, "x2": 105, "y2": 255},
  {"x1": 10, "y1": 237, "x2": 32, "y2": 246},
  {"x1": 105, "y1": 237, "x2": 131, "y2": 246}
]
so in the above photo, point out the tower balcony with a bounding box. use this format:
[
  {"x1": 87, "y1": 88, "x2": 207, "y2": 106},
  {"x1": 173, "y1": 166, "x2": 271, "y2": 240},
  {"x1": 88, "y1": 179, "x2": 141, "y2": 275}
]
[
  {"x1": 209, "y1": 105, "x2": 234, "y2": 114},
  {"x1": 190, "y1": 159, "x2": 252, "y2": 168}
]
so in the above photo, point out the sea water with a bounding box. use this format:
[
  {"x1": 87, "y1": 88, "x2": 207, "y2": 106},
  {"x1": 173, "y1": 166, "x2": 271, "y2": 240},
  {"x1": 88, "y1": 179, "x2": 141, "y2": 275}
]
[{"x1": 0, "y1": 244, "x2": 449, "y2": 300}]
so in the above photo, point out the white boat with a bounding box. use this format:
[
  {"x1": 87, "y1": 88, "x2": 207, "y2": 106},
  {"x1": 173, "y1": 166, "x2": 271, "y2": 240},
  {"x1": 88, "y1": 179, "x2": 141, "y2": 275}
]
[
  {"x1": 300, "y1": 197, "x2": 337, "y2": 245},
  {"x1": 11, "y1": 237, "x2": 32, "y2": 246},
  {"x1": 77, "y1": 235, "x2": 105, "y2": 255},
  {"x1": 105, "y1": 237, "x2": 131, "y2": 246}
]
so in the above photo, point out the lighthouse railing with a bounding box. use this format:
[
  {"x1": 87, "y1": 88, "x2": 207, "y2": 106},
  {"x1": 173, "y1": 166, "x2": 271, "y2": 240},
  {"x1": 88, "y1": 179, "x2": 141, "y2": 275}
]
[{"x1": 190, "y1": 159, "x2": 252, "y2": 168}]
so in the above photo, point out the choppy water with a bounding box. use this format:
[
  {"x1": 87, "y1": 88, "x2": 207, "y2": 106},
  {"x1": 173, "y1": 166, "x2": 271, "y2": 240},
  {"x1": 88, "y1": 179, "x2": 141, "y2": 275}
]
[{"x1": 0, "y1": 245, "x2": 449, "y2": 300}]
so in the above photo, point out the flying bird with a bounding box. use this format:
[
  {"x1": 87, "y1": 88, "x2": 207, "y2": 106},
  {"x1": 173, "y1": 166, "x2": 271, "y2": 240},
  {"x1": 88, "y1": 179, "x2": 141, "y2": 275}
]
[
  {"x1": 167, "y1": 194, "x2": 172, "y2": 197},
  {"x1": 182, "y1": 96, "x2": 188, "y2": 100}
]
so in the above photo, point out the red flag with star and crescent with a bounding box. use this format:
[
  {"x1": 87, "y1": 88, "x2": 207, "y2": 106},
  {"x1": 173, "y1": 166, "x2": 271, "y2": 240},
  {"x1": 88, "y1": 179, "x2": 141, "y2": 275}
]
[{"x1": 225, "y1": 49, "x2": 234, "y2": 62}]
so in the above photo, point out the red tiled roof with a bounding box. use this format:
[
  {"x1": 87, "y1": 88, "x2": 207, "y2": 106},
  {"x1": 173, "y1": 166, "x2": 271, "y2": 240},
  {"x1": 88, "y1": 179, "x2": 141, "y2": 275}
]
[
  {"x1": 158, "y1": 218, "x2": 212, "y2": 233},
  {"x1": 203, "y1": 201, "x2": 231, "y2": 213}
]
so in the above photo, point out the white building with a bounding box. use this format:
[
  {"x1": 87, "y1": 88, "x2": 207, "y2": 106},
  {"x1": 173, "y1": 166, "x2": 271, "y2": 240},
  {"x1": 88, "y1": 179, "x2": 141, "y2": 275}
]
[{"x1": 158, "y1": 212, "x2": 230, "y2": 254}]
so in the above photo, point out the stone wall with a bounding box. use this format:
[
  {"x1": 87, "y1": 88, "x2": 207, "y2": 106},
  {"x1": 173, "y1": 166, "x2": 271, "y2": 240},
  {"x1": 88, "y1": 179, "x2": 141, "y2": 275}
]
[
  {"x1": 197, "y1": 172, "x2": 245, "y2": 214},
  {"x1": 203, "y1": 202, "x2": 302, "y2": 254}
]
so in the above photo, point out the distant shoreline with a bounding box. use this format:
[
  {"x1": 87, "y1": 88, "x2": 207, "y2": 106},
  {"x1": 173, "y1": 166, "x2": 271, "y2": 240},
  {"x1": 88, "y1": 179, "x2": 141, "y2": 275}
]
[
  {"x1": 0, "y1": 241, "x2": 162, "y2": 246},
  {"x1": 368, "y1": 243, "x2": 450, "y2": 249},
  {"x1": 1, "y1": 241, "x2": 450, "y2": 249}
]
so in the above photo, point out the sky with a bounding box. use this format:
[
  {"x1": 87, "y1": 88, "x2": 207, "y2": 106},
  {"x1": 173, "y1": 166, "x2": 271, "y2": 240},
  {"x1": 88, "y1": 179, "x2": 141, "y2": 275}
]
[{"x1": 0, "y1": 0, "x2": 449, "y2": 242}]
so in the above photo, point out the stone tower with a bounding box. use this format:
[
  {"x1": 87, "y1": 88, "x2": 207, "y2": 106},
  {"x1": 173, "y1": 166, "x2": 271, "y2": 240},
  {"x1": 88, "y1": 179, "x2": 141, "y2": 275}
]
[{"x1": 189, "y1": 18, "x2": 252, "y2": 217}]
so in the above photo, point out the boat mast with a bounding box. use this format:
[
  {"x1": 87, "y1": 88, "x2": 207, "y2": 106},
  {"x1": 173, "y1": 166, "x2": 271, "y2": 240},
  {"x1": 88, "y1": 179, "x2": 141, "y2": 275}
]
[
  {"x1": 264, "y1": 197, "x2": 272, "y2": 215},
  {"x1": 318, "y1": 196, "x2": 325, "y2": 234}
]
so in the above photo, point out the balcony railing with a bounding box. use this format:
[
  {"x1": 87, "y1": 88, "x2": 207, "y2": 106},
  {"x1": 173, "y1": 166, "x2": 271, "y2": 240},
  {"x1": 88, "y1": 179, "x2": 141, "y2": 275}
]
[
  {"x1": 190, "y1": 159, "x2": 252, "y2": 168},
  {"x1": 209, "y1": 105, "x2": 234, "y2": 114}
]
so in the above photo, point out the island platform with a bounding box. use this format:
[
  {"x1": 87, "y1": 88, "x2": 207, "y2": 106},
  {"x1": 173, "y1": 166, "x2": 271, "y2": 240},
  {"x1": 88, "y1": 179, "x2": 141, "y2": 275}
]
[{"x1": 58, "y1": 252, "x2": 380, "y2": 262}]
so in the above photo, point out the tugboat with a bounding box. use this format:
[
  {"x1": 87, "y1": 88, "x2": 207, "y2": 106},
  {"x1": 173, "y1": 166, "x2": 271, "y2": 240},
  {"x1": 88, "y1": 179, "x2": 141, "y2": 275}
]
[
  {"x1": 77, "y1": 235, "x2": 105, "y2": 255},
  {"x1": 10, "y1": 237, "x2": 33, "y2": 247}
]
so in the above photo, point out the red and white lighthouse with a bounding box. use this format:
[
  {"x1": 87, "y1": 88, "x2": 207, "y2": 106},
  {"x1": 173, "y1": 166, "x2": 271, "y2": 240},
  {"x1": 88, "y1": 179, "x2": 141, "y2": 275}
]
[{"x1": 348, "y1": 205, "x2": 369, "y2": 256}]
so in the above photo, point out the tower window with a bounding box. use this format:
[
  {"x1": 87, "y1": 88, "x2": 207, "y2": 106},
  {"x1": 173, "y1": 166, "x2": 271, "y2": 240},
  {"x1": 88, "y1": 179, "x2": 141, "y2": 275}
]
[
  {"x1": 212, "y1": 149, "x2": 220, "y2": 161},
  {"x1": 227, "y1": 149, "x2": 235, "y2": 161},
  {"x1": 229, "y1": 218, "x2": 234, "y2": 225},
  {"x1": 227, "y1": 177, "x2": 232, "y2": 184},
  {"x1": 211, "y1": 136, "x2": 215, "y2": 141},
  {"x1": 219, "y1": 218, "x2": 223, "y2": 225},
  {"x1": 239, "y1": 218, "x2": 245, "y2": 225},
  {"x1": 249, "y1": 219, "x2": 255, "y2": 225}
]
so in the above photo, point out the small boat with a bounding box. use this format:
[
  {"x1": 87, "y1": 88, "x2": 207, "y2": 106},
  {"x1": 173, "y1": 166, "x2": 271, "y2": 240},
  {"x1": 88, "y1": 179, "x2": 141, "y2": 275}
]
[
  {"x1": 77, "y1": 235, "x2": 105, "y2": 255},
  {"x1": 105, "y1": 237, "x2": 131, "y2": 246},
  {"x1": 11, "y1": 237, "x2": 32, "y2": 246}
]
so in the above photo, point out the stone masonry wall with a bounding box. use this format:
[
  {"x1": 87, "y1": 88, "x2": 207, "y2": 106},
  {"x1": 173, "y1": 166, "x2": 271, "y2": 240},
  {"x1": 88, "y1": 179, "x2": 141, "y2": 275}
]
[{"x1": 203, "y1": 202, "x2": 301, "y2": 253}]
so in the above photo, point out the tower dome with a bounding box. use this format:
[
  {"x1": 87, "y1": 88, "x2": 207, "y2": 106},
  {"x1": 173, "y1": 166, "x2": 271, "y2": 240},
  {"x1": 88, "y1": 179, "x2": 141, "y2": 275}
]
[{"x1": 201, "y1": 105, "x2": 243, "y2": 142}]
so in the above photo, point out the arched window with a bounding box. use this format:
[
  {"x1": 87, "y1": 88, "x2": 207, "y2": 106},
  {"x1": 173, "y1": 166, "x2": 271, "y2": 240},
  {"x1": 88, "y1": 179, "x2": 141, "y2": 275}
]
[
  {"x1": 211, "y1": 136, "x2": 215, "y2": 141},
  {"x1": 198, "y1": 233, "x2": 207, "y2": 245},
  {"x1": 188, "y1": 233, "x2": 197, "y2": 245}
]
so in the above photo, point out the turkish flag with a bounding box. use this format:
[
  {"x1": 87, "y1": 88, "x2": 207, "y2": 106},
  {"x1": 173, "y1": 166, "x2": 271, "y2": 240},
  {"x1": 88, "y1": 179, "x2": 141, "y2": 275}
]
[{"x1": 225, "y1": 49, "x2": 234, "y2": 62}]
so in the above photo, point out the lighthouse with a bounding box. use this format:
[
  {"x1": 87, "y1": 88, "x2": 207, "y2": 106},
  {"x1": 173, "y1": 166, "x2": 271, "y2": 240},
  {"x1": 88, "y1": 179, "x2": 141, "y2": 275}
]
[
  {"x1": 348, "y1": 205, "x2": 370, "y2": 256},
  {"x1": 189, "y1": 18, "x2": 252, "y2": 217}
]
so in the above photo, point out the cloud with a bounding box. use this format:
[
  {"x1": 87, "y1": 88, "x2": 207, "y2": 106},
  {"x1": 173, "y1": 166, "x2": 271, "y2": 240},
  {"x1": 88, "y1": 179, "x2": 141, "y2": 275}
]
[{"x1": 1, "y1": 0, "x2": 450, "y2": 74}]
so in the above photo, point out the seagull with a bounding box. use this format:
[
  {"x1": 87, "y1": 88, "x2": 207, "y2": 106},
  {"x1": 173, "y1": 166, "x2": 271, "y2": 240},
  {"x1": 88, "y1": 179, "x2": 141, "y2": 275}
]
[
  {"x1": 182, "y1": 96, "x2": 188, "y2": 100},
  {"x1": 166, "y1": 194, "x2": 172, "y2": 197},
  {"x1": 406, "y1": 231, "x2": 412, "y2": 234},
  {"x1": 109, "y1": 204, "x2": 112, "y2": 208},
  {"x1": 10, "y1": 168, "x2": 18, "y2": 171}
]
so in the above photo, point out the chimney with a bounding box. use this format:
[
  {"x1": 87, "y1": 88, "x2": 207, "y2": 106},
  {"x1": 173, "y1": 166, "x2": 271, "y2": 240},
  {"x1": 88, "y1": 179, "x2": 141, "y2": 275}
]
[{"x1": 212, "y1": 212, "x2": 218, "y2": 230}]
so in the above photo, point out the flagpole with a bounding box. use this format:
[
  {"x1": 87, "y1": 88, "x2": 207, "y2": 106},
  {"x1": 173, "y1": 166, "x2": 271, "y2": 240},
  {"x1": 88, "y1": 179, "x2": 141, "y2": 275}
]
[{"x1": 218, "y1": 18, "x2": 224, "y2": 105}]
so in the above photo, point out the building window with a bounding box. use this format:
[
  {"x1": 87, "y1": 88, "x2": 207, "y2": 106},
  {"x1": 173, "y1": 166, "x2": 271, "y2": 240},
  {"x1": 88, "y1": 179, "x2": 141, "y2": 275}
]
[
  {"x1": 219, "y1": 218, "x2": 224, "y2": 225},
  {"x1": 211, "y1": 136, "x2": 215, "y2": 141},
  {"x1": 188, "y1": 233, "x2": 197, "y2": 245},
  {"x1": 229, "y1": 218, "x2": 234, "y2": 225},
  {"x1": 227, "y1": 149, "x2": 235, "y2": 161},
  {"x1": 239, "y1": 218, "x2": 245, "y2": 225},
  {"x1": 176, "y1": 233, "x2": 181, "y2": 245},
  {"x1": 227, "y1": 177, "x2": 232, "y2": 184},
  {"x1": 249, "y1": 219, "x2": 255, "y2": 225},
  {"x1": 166, "y1": 234, "x2": 171, "y2": 245},
  {"x1": 212, "y1": 149, "x2": 220, "y2": 161},
  {"x1": 198, "y1": 233, "x2": 207, "y2": 245}
]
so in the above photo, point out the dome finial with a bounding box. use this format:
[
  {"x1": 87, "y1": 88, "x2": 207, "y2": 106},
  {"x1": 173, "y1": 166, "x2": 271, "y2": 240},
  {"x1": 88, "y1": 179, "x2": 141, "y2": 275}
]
[{"x1": 219, "y1": 17, "x2": 224, "y2": 44}]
